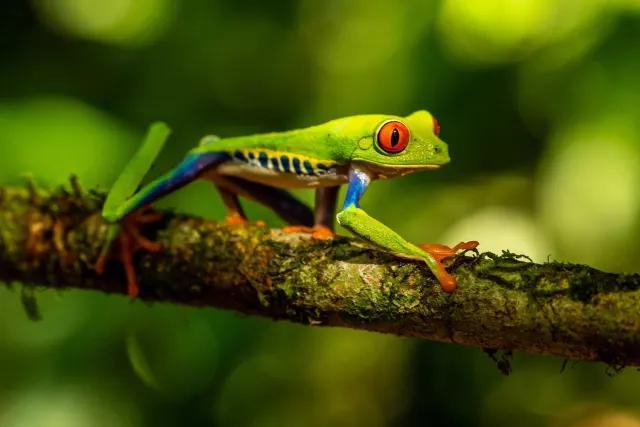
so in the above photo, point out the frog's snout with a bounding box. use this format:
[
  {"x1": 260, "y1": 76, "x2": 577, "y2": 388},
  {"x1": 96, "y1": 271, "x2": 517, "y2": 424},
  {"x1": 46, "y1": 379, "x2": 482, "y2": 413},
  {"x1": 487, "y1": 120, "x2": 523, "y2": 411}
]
[{"x1": 430, "y1": 140, "x2": 450, "y2": 165}]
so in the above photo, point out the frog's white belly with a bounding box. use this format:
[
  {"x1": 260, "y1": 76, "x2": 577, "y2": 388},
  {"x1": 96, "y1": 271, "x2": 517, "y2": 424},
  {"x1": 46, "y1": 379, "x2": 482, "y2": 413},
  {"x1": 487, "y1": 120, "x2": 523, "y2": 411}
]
[{"x1": 213, "y1": 161, "x2": 349, "y2": 189}]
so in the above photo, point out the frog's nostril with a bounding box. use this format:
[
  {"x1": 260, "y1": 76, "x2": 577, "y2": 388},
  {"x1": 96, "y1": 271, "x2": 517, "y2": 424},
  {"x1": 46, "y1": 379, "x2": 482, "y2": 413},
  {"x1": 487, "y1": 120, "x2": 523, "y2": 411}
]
[{"x1": 434, "y1": 146, "x2": 441, "y2": 153}]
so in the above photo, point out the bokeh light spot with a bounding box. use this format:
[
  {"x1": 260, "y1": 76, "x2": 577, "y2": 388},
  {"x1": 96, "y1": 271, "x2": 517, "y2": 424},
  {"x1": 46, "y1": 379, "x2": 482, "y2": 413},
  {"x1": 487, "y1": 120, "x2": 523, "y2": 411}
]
[
  {"x1": 442, "y1": 206, "x2": 552, "y2": 262},
  {"x1": 214, "y1": 327, "x2": 409, "y2": 427},
  {"x1": 298, "y1": 0, "x2": 432, "y2": 115},
  {"x1": 438, "y1": 0, "x2": 552, "y2": 64},
  {"x1": 0, "y1": 386, "x2": 139, "y2": 427},
  {"x1": 33, "y1": 0, "x2": 174, "y2": 47},
  {"x1": 438, "y1": 0, "x2": 609, "y2": 66},
  {"x1": 538, "y1": 123, "x2": 640, "y2": 268}
]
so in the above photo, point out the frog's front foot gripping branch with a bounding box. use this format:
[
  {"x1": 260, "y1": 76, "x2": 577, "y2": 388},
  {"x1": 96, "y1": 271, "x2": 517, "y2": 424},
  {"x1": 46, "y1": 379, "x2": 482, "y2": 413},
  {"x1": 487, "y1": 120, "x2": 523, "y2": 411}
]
[
  {"x1": 337, "y1": 206, "x2": 477, "y2": 292},
  {"x1": 336, "y1": 169, "x2": 478, "y2": 293},
  {"x1": 417, "y1": 241, "x2": 479, "y2": 292}
]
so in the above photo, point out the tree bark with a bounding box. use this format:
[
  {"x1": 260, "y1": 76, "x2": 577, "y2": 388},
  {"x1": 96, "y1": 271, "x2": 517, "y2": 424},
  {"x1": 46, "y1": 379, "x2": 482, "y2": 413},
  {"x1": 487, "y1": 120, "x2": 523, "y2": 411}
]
[{"x1": 1, "y1": 182, "x2": 639, "y2": 367}]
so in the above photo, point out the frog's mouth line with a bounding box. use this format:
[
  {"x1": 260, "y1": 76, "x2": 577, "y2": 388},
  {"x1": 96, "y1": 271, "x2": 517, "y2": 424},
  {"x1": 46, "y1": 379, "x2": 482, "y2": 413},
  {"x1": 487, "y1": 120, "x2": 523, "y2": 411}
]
[
  {"x1": 355, "y1": 161, "x2": 443, "y2": 170},
  {"x1": 353, "y1": 161, "x2": 443, "y2": 180}
]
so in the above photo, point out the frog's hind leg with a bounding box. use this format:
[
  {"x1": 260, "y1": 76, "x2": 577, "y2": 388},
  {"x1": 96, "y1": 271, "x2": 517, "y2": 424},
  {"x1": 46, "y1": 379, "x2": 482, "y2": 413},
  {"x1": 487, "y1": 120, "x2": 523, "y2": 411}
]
[
  {"x1": 97, "y1": 150, "x2": 231, "y2": 298},
  {"x1": 282, "y1": 186, "x2": 339, "y2": 240},
  {"x1": 210, "y1": 176, "x2": 314, "y2": 227}
]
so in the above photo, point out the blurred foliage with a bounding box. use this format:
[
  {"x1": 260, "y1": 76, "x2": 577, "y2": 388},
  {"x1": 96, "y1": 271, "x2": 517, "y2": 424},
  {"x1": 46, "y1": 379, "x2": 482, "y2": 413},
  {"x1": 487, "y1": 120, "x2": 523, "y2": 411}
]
[{"x1": 1, "y1": 0, "x2": 639, "y2": 426}]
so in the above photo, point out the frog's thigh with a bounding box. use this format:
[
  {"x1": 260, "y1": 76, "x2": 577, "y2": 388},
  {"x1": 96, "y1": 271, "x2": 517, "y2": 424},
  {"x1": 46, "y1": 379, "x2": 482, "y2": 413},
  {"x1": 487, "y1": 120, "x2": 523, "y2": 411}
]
[{"x1": 206, "y1": 174, "x2": 314, "y2": 226}]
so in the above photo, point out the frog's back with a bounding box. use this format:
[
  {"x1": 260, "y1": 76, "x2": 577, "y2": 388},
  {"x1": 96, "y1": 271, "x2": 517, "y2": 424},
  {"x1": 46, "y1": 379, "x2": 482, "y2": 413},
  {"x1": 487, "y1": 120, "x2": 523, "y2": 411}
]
[{"x1": 188, "y1": 114, "x2": 392, "y2": 188}]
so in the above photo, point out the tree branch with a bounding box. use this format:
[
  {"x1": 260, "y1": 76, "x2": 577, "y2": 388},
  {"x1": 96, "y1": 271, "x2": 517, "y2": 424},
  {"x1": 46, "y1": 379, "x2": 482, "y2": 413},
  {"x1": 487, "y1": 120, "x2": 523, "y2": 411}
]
[{"x1": 1, "y1": 182, "x2": 639, "y2": 367}]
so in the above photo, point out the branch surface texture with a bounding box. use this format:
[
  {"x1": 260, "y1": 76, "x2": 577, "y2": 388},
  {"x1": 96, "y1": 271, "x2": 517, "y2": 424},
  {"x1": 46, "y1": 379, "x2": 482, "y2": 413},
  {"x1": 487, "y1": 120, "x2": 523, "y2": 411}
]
[{"x1": 1, "y1": 183, "x2": 639, "y2": 367}]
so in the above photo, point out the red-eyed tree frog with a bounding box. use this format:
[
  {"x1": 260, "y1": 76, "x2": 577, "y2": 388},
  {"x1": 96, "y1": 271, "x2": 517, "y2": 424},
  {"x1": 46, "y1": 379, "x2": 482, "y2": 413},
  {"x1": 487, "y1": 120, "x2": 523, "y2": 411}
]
[{"x1": 96, "y1": 111, "x2": 478, "y2": 298}]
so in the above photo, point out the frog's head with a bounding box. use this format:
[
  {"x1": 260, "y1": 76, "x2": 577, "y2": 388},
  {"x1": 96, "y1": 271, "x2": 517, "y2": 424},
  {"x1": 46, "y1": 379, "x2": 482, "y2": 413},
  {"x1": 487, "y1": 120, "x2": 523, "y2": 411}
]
[{"x1": 349, "y1": 110, "x2": 449, "y2": 178}]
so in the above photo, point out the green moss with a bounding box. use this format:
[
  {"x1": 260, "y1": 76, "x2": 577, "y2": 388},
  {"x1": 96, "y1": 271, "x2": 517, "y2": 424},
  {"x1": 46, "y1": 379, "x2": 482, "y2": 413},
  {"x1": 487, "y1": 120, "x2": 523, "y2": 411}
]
[{"x1": 276, "y1": 280, "x2": 296, "y2": 299}]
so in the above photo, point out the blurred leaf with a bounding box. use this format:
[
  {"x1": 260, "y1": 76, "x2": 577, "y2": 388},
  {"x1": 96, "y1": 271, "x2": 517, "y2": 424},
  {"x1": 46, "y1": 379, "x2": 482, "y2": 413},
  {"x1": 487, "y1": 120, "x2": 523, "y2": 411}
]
[{"x1": 126, "y1": 333, "x2": 161, "y2": 391}]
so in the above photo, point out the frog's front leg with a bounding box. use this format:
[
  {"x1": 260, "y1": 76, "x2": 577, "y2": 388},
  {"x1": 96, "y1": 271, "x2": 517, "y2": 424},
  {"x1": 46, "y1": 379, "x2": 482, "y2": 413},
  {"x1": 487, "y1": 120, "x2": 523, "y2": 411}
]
[
  {"x1": 314, "y1": 186, "x2": 340, "y2": 238},
  {"x1": 336, "y1": 168, "x2": 475, "y2": 293},
  {"x1": 214, "y1": 184, "x2": 248, "y2": 225}
]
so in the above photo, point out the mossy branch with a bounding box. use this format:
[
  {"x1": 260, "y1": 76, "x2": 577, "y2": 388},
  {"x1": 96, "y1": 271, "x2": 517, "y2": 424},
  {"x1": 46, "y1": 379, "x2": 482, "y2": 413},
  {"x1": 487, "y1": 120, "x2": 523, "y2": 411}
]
[{"x1": 1, "y1": 182, "x2": 639, "y2": 367}]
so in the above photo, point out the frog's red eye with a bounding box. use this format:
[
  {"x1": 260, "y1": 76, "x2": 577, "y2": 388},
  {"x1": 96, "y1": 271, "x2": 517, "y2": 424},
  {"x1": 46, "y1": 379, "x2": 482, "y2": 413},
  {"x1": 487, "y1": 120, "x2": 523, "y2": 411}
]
[
  {"x1": 433, "y1": 116, "x2": 440, "y2": 136},
  {"x1": 377, "y1": 121, "x2": 410, "y2": 153}
]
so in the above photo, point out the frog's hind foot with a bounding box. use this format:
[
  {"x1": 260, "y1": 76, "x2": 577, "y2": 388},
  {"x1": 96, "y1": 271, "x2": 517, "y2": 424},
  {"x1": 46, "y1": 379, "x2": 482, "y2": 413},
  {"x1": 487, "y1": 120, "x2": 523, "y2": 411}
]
[
  {"x1": 281, "y1": 225, "x2": 336, "y2": 241},
  {"x1": 95, "y1": 208, "x2": 164, "y2": 299}
]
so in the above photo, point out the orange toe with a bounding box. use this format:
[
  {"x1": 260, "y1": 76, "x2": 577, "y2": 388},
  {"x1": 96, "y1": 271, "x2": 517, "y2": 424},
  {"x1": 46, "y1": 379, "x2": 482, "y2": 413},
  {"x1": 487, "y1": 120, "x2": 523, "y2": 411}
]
[
  {"x1": 127, "y1": 223, "x2": 163, "y2": 253},
  {"x1": 311, "y1": 226, "x2": 335, "y2": 241},
  {"x1": 136, "y1": 212, "x2": 164, "y2": 224},
  {"x1": 282, "y1": 225, "x2": 336, "y2": 240},
  {"x1": 436, "y1": 267, "x2": 458, "y2": 293},
  {"x1": 282, "y1": 225, "x2": 314, "y2": 234},
  {"x1": 225, "y1": 213, "x2": 248, "y2": 226},
  {"x1": 119, "y1": 232, "x2": 139, "y2": 299},
  {"x1": 418, "y1": 240, "x2": 479, "y2": 293},
  {"x1": 419, "y1": 240, "x2": 479, "y2": 262},
  {"x1": 419, "y1": 243, "x2": 456, "y2": 261},
  {"x1": 95, "y1": 251, "x2": 109, "y2": 275},
  {"x1": 452, "y1": 240, "x2": 479, "y2": 252},
  {"x1": 96, "y1": 207, "x2": 164, "y2": 299}
]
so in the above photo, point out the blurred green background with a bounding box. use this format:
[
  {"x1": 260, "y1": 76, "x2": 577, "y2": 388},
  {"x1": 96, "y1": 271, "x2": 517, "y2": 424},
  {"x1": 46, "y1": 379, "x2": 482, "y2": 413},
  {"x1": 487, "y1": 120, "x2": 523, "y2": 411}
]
[{"x1": 1, "y1": 1, "x2": 640, "y2": 426}]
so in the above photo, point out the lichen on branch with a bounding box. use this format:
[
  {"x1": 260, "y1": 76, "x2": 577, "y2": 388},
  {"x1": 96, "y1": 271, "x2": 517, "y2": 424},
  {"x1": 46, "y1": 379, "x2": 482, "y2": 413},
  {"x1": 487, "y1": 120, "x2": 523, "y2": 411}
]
[{"x1": 1, "y1": 182, "x2": 639, "y2": 367}]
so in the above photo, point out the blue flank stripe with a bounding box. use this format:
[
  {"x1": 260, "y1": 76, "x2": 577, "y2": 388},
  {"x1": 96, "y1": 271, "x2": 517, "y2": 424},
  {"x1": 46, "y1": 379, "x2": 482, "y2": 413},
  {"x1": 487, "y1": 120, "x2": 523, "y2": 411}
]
[
  {"x1": 292, "y1": 158, "x2": 302, "y2": 175},
  {"x1": 139, "y1": 152, "x2": 229, "y2": 206},
  {"x1": 280, "y1": 155, "x2": 290, "y2": 172},
  {"x1": 303, "y1": 160, "x2": 315, "y2": 175},
  {"x1": 258, "y1": 152, "x2": 269, "y2": 168},
  {"x1": 270, "y1": 157, "x2": 280, "y2": 171}
]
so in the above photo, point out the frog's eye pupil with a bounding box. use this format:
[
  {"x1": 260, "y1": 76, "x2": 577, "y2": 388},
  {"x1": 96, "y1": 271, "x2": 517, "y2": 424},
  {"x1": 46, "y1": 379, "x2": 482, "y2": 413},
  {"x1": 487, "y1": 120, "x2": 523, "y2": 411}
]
[
  {"x1": 376, "y1": 121, "x2": 410, "y2": 153},
  {"x1": 391, "y1": 128, "x2": 400, "y2": 147}
]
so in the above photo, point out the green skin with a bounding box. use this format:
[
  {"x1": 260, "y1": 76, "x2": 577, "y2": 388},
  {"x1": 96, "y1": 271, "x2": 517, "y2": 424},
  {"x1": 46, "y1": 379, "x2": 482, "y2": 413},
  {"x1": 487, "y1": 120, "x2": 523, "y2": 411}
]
[{"x1": 100, "y1": 111, "x2": 463, "y2": 294}]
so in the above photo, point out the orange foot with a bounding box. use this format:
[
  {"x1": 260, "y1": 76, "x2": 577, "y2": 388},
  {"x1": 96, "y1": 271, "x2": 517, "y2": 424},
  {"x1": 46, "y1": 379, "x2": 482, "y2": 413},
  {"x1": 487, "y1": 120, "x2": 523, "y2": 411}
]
[
  {"x1": 281, "y1": 225, "x2": 336, "y2": 241},
  {"x1": 225, "y1": 214, "x2": 266, "y2": 228},
  {"x1": 95, "y1": 208, "x2": 164, "y2": 299},
  {"x1": 225, "y1": 213, "x2": 248, "y2": 226},
  {"x1": 418, "y1": 241, "x2": 479, "y2": 293}
]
